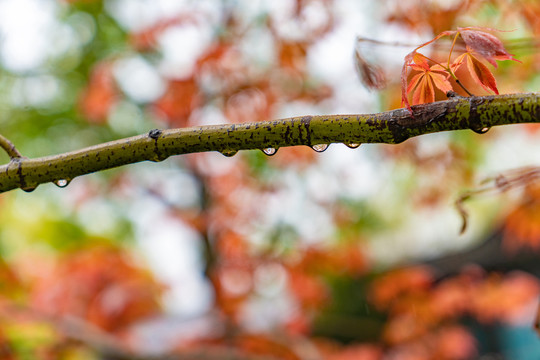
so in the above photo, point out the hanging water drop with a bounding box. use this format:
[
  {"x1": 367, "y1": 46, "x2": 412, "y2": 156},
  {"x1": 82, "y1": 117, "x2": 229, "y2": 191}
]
[
  {"x1": 345, "y1": 143, "x2": 361, "y2": 149},
  {"x1": 221, "y1": 149, "x2": 238, "y2": 157},
  {"x1": 262, "y1": 147, "x2": 277, "y2": 156},
  {"x1": 21, "y1": 185, "x2": 37, "y2": 193},
  {"x1": 471, "y1": 126, "x2": 490, "y2": 134},
  {"x1": 54, "y1": 179, "x2": 71, "y2": 188},
  {"x1": 150, "y1": 154, "x2": 169, "y2": 162},
  {"x1": 311, "y1": 144, "x2": 329, "y2": 153}
]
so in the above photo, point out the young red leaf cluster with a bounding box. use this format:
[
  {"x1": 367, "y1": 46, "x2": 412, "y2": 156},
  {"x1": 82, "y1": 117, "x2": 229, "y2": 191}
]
[
  {"x1": 406, "y1": 53, "x2": 453, "y2": 105},
  {"x1": 402, "y1": 28, "x2": 520, "y2": 112}
]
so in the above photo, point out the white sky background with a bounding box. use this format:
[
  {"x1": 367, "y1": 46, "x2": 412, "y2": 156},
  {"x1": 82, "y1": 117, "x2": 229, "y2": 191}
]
[{"x1": 2, "y1": 0, "x2": 540, "y2": 348}]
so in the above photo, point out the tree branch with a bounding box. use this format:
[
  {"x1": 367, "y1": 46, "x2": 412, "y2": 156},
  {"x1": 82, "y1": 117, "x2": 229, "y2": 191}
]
[{"x1": 1, "y1": 92, "x2": 538, "y2": 193}]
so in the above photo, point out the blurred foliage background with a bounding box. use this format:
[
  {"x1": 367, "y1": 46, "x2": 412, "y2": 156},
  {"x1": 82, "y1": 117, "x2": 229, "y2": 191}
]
[{"x1": 0, "y1": 0, "x2": 540, "y2": 359}]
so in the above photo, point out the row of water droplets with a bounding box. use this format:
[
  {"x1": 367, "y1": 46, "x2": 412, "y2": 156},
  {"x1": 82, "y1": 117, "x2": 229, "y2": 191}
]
[
  {"x1": 24, "y1": 126, "x2": 490, "y2": 191},
  {"x1": 219, "y1": 143, "x2": 362, "y2": 157},
  {"x1": 218, "y1": 123, "x2": 492, "y2": 158},
  {"x1": 25, "y1": 126, "x2": 490, "y2": 191}
]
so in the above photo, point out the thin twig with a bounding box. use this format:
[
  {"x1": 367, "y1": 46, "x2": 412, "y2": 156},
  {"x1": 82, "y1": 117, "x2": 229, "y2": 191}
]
[
  {"x1": 0, "y1": 134, "x2": 23, "y2": 159},
  {"x1": 456, "y1": 166, "x2": 540, "y2": 234}
]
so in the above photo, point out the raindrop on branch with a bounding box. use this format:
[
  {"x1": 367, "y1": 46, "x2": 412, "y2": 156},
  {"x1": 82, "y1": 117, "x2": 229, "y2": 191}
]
[
  {"x1": 220, "y1": 149, "x2": 238, "y2": 157},
  {"x1": 54, "y1": 179, "x2": 71, "y2": 188},
  {"x1": 345, "y1": 143, "x2": 361, "y2": 149},
  {"x1": 21, "y1": 185, "x2": 38, "y2": 193},
  {"x1": 311, "y1": 144, "x2": 329, "y2": 153},
  {"x1": 150, "y1": 154, "x2": 169, "y2": 162},
  {"x1": 471, "y1": 127, "x2": 490, "y2": 134},
  {"x1": 262, "y1": 147, "x2": 277, "y2": 156}
]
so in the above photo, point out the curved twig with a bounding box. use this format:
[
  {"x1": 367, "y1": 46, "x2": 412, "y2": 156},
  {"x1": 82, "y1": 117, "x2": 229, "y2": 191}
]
[
  {"x1": 0, "y1": 92, "x2": 538, "y2": 194},
  {"x1": 456, "y1": 166, "x2": 540, "y2": 234},
  {"x1": 0, "y1": 133, "x2": 23, "y2": 159}
]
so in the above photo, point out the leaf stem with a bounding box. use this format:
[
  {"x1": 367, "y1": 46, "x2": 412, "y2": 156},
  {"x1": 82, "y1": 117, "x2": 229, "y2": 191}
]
[
  {"x1": 447, "y1": 32, "x2": 460, "y2": 71},
  {"x1": 456, "y1": 79, "x2": 475, "y2": 97},
  {"x1": 446, "y1": 32, "x2": 475, "y2": 97}
]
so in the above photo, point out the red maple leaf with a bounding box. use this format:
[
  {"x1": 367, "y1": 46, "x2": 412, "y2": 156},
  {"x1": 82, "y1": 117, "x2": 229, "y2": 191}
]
[
  {"x1": 458, "y1": 27, "x2": 520, "y2": 67},
  {"x1": 406, "y1": 53, "x2": 453, "y2": 105},
  {"x1": 451, "y1": 52, "x2": 499, "y2": 94},
  {"x1": 401, "y1": 28, "x2": 519, "y2": 112}
]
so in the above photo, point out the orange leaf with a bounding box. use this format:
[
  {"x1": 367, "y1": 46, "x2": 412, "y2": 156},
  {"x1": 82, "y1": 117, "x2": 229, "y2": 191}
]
[
  {"x1": 401, "y1": 31, "x2": 456, "y2": 112},
  {"x1": 401, "y1": 52, "x2": 415, "y2": 111},
  {"x1": 468, "y1": 54, "x2": 497, "y2": 94},
  {"x1": 411, "y1": 52, "x2": 431, "y2": 70},
  {"x1": 412, "y1": 73, "x2": 435, "y2": 104},
  {"x1": 406, "y1": 53, "x2": 452, "y2": 106},
  {"x1": 453, "y1": 53, "x2": 499, "y2": 94},
  {"x1": 354, "y1": 50, "x2": 386, "y2": 90}
]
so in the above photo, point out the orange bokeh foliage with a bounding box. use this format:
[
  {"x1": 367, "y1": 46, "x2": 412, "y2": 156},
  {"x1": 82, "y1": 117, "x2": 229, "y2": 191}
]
[
  {"x1": 520, "y1": 0, "x2": 540, "y2": 36},
  {"x1": 209, "y1": 231, "x2": 254, "y2": 318},
  {"x1": 504, "y1": 183, "x2": 540, "y2": 252},
  {"x1": 0, "y1": 329, "x2": 14, "y2": 360},
  {"x1": 0, "y1": 258, "x2": 20, "y2": 295},
  {"x1": 214, "y1": 230, "x2": 251, "y2": 263},
  {"x1": 153, "y1": 78, "x2": 202, "y2": 127},
  {"x1": 369, "y1": 266, "x2": 434, "y2": 310},
  {"x1": 432, "y1": 326, "x2": 477, "y2": 360},
  {"x1": 235, "y1": 334, "x2": 300, "y2": 360},
  {"x1": 278, "y1": 41, "x2": 308, "y2": 73},
  {"x1": 30, "y1": 246, "x2": 163, "y2": 332},
  {"x1": 78, "y1": 63, "x2": 119, "y2": 124},
  {"x1": 317, "y1": 342, "x2": 382, "y2": 360},
  {"x1": 224, "y1": 84, "x2": 277, "y2": 124},
  {"x1": 470, "y1": 272, "x2": 539, "y2": 324},
  {"x1": 211, "y1": 263, "x2": 253, "y2": 318},
  {"x1": 371, "y1": 266, "x2": 539, "y2": 354},
  {"x1": 287, "y1": 267, "x2": 329, "y2": 309},
  {"x1": 298, "y1": 244, "x2": 369, "y2": 276},
  {"x1": 129, "y1": 16, "x2": 197, "y2": 52},
  {"x1": 384, "y1": 325, "x2": 476, "y2": 360},
  {"x1": 386, "y1": 0, "x2": 471, "y2": 34}
]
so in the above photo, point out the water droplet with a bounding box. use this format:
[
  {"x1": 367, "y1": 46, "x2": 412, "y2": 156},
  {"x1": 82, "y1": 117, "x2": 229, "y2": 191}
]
[
  {"x1": 54, "y1": 179, "x2": 71, "y2": 188},
  {"x1": 262, "y1": 147, "x2": 277, "y2": 156},
  {"x1": 21, "y1": 185, "x2": 37, "y2": 193},
  {"x1": 345, "y1": 143, "x2": 361, "y2": 149},
  {"x1": 221, "y1": 149, "x2": 238, "y2": 157},
  {"x1": 311, "y1": 144, "x2": 329, "y2": 152},
  {"x1": 150, "y1": 154, "x2": 169, "y2": 162},
  {"x1": 471, "y1": 126, "x2": 490, "y2": 134}
]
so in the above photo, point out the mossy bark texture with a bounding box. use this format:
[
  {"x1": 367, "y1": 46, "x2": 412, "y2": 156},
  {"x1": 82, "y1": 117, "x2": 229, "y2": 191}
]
[{"x1": 0, "y1": 92, "x2": 538, "y2": 193}]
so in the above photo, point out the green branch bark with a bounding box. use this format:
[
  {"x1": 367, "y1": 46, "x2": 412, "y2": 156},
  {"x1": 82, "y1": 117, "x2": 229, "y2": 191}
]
[{"x1": 0, "y1": 92, "x2": 538, "y2": 193}]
